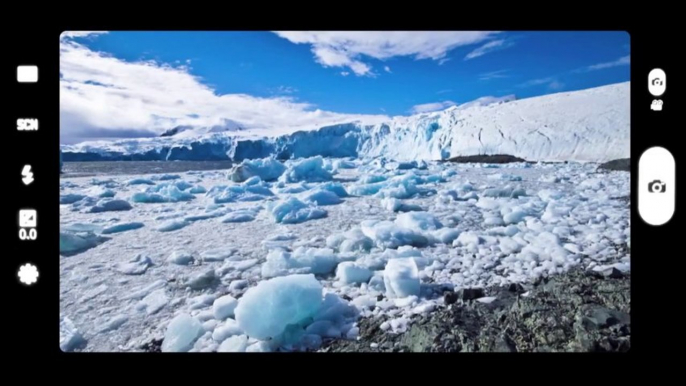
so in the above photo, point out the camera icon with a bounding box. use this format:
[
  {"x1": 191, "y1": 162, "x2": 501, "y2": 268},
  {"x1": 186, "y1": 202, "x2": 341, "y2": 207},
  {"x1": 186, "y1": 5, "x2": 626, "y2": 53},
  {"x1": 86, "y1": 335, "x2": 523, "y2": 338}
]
[
  {"x1": 648, "y1": 180, "x2": 666, "y2": 193},
  {"x1": 651, "y1": 78, "x2": 663, "y2": 86}
]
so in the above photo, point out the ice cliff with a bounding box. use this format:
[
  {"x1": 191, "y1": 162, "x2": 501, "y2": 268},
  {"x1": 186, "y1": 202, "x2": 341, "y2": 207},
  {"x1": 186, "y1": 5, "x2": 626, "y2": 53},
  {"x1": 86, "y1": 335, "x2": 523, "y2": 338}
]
[{"x1": 61, "y1": 82, "x2": 629, "y2": 163}]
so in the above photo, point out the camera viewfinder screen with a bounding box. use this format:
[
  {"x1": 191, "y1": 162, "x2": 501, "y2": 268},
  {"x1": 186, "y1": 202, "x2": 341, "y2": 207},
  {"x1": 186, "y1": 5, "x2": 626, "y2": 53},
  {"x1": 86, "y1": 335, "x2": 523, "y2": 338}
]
[{"x1": 59, "y1": 31, "x2": 631, "y2": 353}]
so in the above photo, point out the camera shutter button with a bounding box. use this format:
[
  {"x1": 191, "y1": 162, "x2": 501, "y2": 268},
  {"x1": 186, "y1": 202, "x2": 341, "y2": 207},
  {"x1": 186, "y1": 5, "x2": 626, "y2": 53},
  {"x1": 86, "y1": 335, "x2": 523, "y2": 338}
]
[{"x1": 639, "y1": 146, "x2": 675, "y2": 225}]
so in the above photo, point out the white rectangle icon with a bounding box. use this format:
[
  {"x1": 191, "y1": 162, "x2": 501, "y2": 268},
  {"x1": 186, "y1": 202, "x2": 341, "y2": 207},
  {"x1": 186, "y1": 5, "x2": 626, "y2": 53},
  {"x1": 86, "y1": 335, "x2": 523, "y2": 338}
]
[
  {"x1": 19, "y1": 209, "x2": 37, "y2": 228},
  {"x1": 17, "y1": 65, "x2": 38, "y2": 83}
]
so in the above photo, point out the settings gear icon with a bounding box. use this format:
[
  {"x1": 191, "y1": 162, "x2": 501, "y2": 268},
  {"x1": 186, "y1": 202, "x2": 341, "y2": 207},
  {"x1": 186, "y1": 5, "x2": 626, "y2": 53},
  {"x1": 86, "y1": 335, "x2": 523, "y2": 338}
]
[{"x1": 18, "y1": 263, "x2": 39, "y2": 285}]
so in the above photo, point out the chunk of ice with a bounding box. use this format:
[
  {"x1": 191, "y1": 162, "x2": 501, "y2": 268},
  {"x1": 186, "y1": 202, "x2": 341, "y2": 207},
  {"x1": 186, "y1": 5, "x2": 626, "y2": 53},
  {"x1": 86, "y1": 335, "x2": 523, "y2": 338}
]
[
  {"x1": 383, "y1": 258, "x2": 420, "y2": 298},
  {"x1": 361, "y1": 220, "x2": 429, "y2": 249},
  {"x1": 300, "y1": 189, "x2": 342, "y2": 206},
  {"x1": 234, "y1": 274, "x2": 323, "y2": 341},
  {"x1": 114, "y1": 254, "x2": 153, "y2": 275},
  {"x1": 217, "y1": 334, "x2": 249, "y2": 352},
  {"x1": 213, "y1": 295, "x2": 238, "y2": 320},
  {"x1": 157, "y1": 220, "x2": 189, "y2": 232},
  {"x1": 161, "y1": 314, "x2": 204, "y2": 352},
  {"x1": 89, "y1": 199, "x2": 132, "y2": 213},
  {"x1": 336, "y1": 262, "x2": 373, "y2": 284},
  {"x1": 167, "y1": 250, "x2": 193, "y2": 265},
  {"x1": 395, "y1": 211, "x2": 443, "y2": 231},
  {"x1": 229, "y1": 157, "x2": 286, "y2": 182},
  {"x1": 212, "y1": 319, "x2": 243, "y2": 342},
  {"x1": 101, "y1": 222, "x2": 144, "y2": 234},
  {"x1": 60, "y1": 317, "x2": 86, "y2": 352},
  {"x1": 267, "y1": 197, "x2": 327, "y2": 224},
  {"x1": 279, "y1": 156, "x2": 333, "y2": 183}
]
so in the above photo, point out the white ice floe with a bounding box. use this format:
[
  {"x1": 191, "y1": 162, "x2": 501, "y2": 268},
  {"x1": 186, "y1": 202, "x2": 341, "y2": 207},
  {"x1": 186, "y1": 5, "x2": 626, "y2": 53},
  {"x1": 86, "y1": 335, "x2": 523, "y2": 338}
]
[
  {"x1": 336, "y1": 262, "x2": 373, "y2": 284},
  {"x1": 261, "y1": 247, "x2": 338, "y2": 278},
  {"x1": 279, "y1": 156, "x2": 333, "y2": 183},
  {"x1": 89, "y1": 198, "x2": 132, "y2": 213},
  {"x1": 60, "y1": 317, "x2": 86, "y2": 352},
  {"x1": 101, "y1": 222, "x2": 144, "y2": 234},
  {"x1": 383, "y1": 258, "x2": 420, "y2": 298},
  {"x1": 267, "y1": 197, "x2": 327, "y2": 224},
  {"x1": 228, "y1": 157, "x2": 286, "y2": 182},
  {"x1": 212, "y1": 295, "x2": 238, "y2": 320},
  {"x1": 59, "y1": 148, "x2": 630, "y2": 352},
  {"x1": 234, "y1": 274, "x2": 323, "y2": 342},
  {"x1": 161, "y1": 314, "x2": 205, "y2": 352},
  {"x1": 114, "y1": 254, "x2": 153, "y2": 275}
]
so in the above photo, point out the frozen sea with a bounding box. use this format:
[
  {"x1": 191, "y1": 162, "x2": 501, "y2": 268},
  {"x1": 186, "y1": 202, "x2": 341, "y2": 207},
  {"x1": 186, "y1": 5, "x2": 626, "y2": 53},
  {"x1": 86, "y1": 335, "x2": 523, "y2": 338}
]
[
  {"x1": 61, "y1": 161, "x2": 234, "y2": 178},
  {"x1": 59, "y1": 157, "x2": 630, "y2": 352}
]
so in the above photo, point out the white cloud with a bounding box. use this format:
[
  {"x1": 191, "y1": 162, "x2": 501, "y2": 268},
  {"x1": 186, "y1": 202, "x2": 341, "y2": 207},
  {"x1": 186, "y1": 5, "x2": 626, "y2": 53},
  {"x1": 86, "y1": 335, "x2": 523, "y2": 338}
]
[
  {"x1": 519, "y1": 77, "x2": 564, "y2": 90},
  {"x1": 59, "y1": 34, "x2": 387, "y2": 143},
  {"x1": 547, "y1": 80, "x2": 564, "y2": 90},
  {"x1": 384, "y1": 66, "x2": 392, "y2": 73},
  {"x1": 273, "y1": 85, "x2": 298, "y2": 94},
  {"x1": 60, "y1": 31, "x2": 108, "y2": 40},
  {"x1": 274, "y1": 31, "x2": 499, "y2": 76},
  {"x1": 340, "y1": 71, "x2": 350, "y2": 76},
  {"x1": 465, "y1": 39, "x2": 514, "y2": 60},
  {"x1": 582, "y1": 55, "x2": 630, "y2": 72},
  {"x1": 410, "y1": 100, "x2": 457, "y2": 114},
  {"x1": 479, "y1": 69, "x2": 509, "y2": 81}
]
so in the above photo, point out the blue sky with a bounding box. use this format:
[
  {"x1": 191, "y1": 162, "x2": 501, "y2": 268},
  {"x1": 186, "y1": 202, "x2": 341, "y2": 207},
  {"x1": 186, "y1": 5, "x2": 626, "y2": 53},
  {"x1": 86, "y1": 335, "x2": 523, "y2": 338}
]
[{"x1": 60, "y1": 31, "x2": 629, "y2": 143}]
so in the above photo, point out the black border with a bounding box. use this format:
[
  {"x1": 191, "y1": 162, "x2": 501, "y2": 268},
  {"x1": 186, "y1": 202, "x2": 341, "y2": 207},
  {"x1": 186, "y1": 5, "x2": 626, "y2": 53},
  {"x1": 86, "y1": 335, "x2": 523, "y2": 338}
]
[{"x1": 6, "y1": 13, "x2": 679, "y2": 369}]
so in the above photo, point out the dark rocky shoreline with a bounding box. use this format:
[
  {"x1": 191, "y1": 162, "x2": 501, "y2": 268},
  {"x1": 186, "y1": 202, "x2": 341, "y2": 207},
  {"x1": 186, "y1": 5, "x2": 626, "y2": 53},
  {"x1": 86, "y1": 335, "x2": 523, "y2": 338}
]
[{"x1": 322, "y1": 268, "x2": 630, "y2": 352}]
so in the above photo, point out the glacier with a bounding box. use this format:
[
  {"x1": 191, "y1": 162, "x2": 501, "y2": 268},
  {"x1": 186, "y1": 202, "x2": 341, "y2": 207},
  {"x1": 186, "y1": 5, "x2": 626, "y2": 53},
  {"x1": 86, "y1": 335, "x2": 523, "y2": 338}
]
[{"x1": 61, "y1": 83, "x2": 629, "y2": 163}]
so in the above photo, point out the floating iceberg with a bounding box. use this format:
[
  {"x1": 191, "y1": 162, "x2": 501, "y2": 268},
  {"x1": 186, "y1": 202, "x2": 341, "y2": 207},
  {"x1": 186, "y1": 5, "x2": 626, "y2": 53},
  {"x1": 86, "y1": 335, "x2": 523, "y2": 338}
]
[
  {"x1": 101, "y1": 222, "x2": 144, "y2": 234},
  {"x1": 360, "y1": 220, "x2": 429, "y2": 249},
  {"x1": 300, "y1": 189, "x2": 342, "y2": 206},
  {"x1": 132, "y1": 183, "x2": 195, "y2": 203},
  {"x1": 206, "y1": 184, "x2": 274, "y2": 204},
  {"x1": 383, "y1": 258, "x2": 420, "y2": 298},
  {"x1": 88, "y1": 199, "x2": 132, "y2": 213},
  {"x1": 336, "y1": 262, "x2": 373, "y2": 284},
  {"x1": 261, "y1": 247, "x2": 338, "y2": 278},
  {"x1": 161, "y1": 314, "x2": 204, "y2": 352},
  {"x1": 228, "y1": 157, "x2": 286, "y2": 182},
  {"x1": 234, "y1": 274, "x2": 323, "y2": 342},
  {"x1": 279, "y1": 156, "x2": 333, "y2": 183},
  {"x1": 60, "y1": 231, "x2": 109, "y2": 256},
  {"x1": 267, "y1": 197, "x2": 327, "y2": 224}
]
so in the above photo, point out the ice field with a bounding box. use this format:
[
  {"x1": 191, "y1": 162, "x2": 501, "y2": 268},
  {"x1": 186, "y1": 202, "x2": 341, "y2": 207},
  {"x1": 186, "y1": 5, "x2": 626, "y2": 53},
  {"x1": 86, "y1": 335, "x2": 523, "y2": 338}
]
[{"x1": 59, "y1": 157, "x2": 630, "y2": 352}]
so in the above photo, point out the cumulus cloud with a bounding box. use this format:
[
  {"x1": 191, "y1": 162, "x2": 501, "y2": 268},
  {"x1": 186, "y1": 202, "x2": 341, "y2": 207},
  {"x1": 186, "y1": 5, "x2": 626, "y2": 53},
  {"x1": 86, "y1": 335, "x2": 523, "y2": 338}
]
[
  {"x1": 409, "y1": 101, "x2": 457, "y2": 114},
  {"x1": 274, "y1": 31, "x2": 499, "y2": 76},
  {"x1": 580, "y1": 55, "x2": 630, "y2": 72},
  {"x1": 464, "y1": 39, "x2": 514, "y2": 60},
  {"x1": 384, "y1": 66, "x2": 392, "y2": 73},
  {"x1": 59, "y1": 33, "x2": 387, "y2": 144}
]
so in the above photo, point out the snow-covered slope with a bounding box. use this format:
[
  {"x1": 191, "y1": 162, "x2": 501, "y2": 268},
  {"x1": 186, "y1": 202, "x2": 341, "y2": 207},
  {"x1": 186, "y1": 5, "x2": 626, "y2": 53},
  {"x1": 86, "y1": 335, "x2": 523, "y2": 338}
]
[{"x1": 62, "y1": 82, "x2": 629, "y2": 163}]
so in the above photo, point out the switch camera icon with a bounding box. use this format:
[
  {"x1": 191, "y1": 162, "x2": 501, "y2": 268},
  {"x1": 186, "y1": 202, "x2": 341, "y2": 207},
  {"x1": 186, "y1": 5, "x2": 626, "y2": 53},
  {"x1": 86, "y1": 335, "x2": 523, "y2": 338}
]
[
  {"x1": 648, "y1": 69, "x2": 666, "y2": 96},
  {"x1": 648, "y1": 180, "x2": 666, "y2": 193}
]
